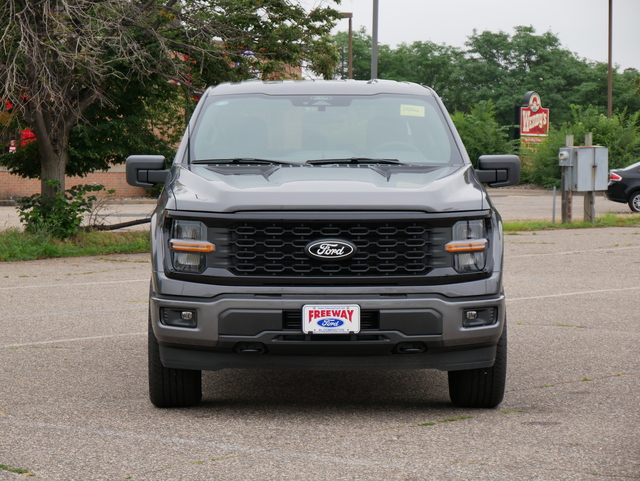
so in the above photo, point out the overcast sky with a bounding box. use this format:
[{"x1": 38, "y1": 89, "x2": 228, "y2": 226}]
[{"x1": 329, "y1": 0, "x2": 639, "y2": 71}]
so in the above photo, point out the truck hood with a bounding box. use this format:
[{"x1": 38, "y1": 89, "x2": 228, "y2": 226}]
[{"x1": 167, "y1": 163, "x2": 490, "y2": 213}]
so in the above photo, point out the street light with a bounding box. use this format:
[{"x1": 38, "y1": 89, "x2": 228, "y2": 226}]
[
  {"x1": 341, "y1": 12, "x2": 353, "y2": 79},
  {"x1": 371, "y1": 0, "x2": 378, "y2": 79},
  {"x1": 607, "y1": 0, "x2": 613, "y2": 118}
]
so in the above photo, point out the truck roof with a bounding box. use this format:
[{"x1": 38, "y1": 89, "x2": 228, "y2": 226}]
[{"x1": 204, "y1": 79, "x2": 435, "y2": 97}]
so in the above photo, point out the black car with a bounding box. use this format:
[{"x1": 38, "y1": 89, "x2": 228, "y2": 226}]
[{"x1": 606, "y1": 161, "x2": 640, "y2": 212}]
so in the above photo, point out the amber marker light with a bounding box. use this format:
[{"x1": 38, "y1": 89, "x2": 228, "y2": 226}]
[
  {"x1": 445, "y1": 239, "x2": 487, "y2": 253},
  {"x1": 169, "y1": 239, "x2": 216, "y2": 253}
]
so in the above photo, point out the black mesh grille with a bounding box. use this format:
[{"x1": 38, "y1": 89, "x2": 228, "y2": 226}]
[{"x1": 228, "y1": 221, "x2": 434, "y2": 277}]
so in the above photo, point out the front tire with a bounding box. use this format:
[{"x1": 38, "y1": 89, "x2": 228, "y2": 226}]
[
  {"x1": 148, "y1": 314, "x2": 202, "y2": 408},
  {"x1": 628, "y1": 192, "x2": 640, "y2": 212},
  {"x1": 448, "y1": 322, "x2": 507, "y2": 409}
]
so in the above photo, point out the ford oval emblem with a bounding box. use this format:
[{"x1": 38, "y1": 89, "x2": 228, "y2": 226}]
[
  {"x1": 318, "y1": 318, "x2": 345, "y2": 328},
  {"x1": 305, "y1": 239, "x2": 357, "y2": 261}
]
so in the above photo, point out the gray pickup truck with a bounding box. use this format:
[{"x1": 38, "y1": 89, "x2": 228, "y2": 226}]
[{"x1": 126, "y1": 79, "x2": 520, "y2": 409}]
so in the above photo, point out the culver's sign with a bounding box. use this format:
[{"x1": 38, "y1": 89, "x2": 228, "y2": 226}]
[{"x1": 520, "y1": 91, "x2": 549, "y2": 138}]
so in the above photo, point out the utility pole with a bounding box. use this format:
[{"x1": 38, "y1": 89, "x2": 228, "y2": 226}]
[
  {"x1": 340, "y1": 13, "x2": 353, "y2": 79},
  {"x1": 561, "y1": 135, "x2": 574, "y2": 224},
  {"x1": 584, "y1": 134, "x2": 596, "y2": 222},
  {"x1": 371, "y1": 0, "x2": 379, "y2": 79},
  {"x1": 607, "y1": 0, "x2": 613, "y2": 118}
]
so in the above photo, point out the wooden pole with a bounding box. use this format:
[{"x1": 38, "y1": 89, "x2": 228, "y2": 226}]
[
  {"x1": 371, "y1": 0, "x2": 379, "y2": 79},
  {"x1": 584, "y1": 134, "x2": 596, "y2": 222},
  {"x1": 608, "y1": 0, "x2": 613, "y2": 118},
  {"x1": 562, "y1": 135, "x2": 574, "y2": 224}
]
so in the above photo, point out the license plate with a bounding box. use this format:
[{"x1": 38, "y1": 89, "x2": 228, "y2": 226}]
[{"x1": 302, "y1": 305, "x2": 360, "y2": 334}]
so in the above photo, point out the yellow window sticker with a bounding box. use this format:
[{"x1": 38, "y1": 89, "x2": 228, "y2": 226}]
[{"x1": 400, "y1": 104, "x2": 425, "y2": 117}]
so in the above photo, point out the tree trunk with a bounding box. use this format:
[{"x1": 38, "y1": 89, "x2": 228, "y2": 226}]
[
  {"x1": 27, "y1": 105, "x2": 71, "y2": 198},
  {"x1": 39, "y1": 145, "x2": 69, "y2": 198}
]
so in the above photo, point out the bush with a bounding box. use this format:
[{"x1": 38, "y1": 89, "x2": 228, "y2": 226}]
[
  {"x1": 450, "y1": 100, "x2": 516, "y2": 166},
  {"x1": 524, "y1": 106, "x2": 640, "y2": 187},
  {"x1": 17, "y1": 181, "x2": 109, "y2": 239}
]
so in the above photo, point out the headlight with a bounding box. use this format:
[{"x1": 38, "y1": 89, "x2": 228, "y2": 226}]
[
  {"x1": 170, "y1": 220, "x2": 214, "y2": 272},
  {"x1": 445, "y1": 220, "x2": 487, "y2": 273}
]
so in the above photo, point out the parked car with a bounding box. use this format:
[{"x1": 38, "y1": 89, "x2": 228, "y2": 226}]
[
  {"x1": 126, "y1": 79, "x2": 520, "y2": 409},
  {"x1": 606, "y1": 161, "x2": 640, "y2": 212}
]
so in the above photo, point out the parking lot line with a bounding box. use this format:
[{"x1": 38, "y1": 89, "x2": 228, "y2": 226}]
[
  {"x1": 508, "y1": 285, "x2": 640, "y2": 302},
  {"x1": 1, "y1": 332, "x2": 146, "y2": 349},
  {"x1": 0, "y1": 278, "x2": 148, "y2": 290}
]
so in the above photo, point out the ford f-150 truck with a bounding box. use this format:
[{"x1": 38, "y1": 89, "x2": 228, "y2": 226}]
[{"x1": 126, "y1": 79, "x2": 520, "y2": 408}]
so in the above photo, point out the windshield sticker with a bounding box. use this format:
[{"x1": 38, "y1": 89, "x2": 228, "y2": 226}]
[{"x1": 400, "y1": 104, "x2": 425, "y2": 117}]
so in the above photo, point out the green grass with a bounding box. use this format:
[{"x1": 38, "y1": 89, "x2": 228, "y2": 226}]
[
  {"x1": 0, "y1": 228, "x2": 150, "y2": 262},
  {"x1": 417, "y1": 415, "x2": 473, "y2": 427},
  {"x1": 504, "y1": 213, "x2": 640, "y2": 231},
  {"x1": 0, "y1": 464, "x2": 34, "y2": 475}
]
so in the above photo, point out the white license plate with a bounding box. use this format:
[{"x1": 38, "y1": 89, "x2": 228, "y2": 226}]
[{"x1": 302, "y1": 305, "x2": 361, "y2": 334}]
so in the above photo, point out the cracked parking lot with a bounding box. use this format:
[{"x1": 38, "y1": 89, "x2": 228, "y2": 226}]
[{"x1": 1, "y1": 226, "x2": 639, "y2": 480}]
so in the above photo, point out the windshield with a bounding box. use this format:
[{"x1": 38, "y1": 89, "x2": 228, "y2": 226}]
[{"x1": 189, "y1": 93, "x2": 463, "y2": 165}]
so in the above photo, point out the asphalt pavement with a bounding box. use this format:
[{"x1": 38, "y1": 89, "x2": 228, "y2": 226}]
[{"x1": 0, "y1": 191, "x2": 639, "y2": 480}]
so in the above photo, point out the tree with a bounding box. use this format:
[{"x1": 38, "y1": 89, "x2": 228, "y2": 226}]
[
  {"x1": 333, "y1": 27, "x2": 371, "y2": 79},
  {"x1": 333, "y1": 25, "x2": 640, "y2": 129},
  {"x1": 0, "y1": 73, "x2": 181, "y2": 179},
  {"x1": 450, "y1": 101, "x2": 515, "y2": 165},
  {"x1": 525, "y1": 106, "x2": 640, "y2": 188},
  {"x1": 0, "y1": 0, "x2": 341, "y2": 198}
]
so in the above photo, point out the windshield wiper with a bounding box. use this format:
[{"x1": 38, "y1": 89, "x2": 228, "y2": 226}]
[
  {"x1": 192, "y1": 158, "x2": 297, "y2": 166},
  {"x1": 305, "y1": 157, "x2": 401, "y2": 165}
]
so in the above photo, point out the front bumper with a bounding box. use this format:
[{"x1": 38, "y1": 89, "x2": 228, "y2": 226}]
[
  {"x1": 605, "y1": 183, "x2": 628, "y2": 204},
  {"x1": 150, "y1": 287, "x2": 505, "y2": 372}
]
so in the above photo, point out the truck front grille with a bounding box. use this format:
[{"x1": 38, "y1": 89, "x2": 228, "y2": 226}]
[{"x1": 228, "y1": 221, "x2": 437, "y2": 277}]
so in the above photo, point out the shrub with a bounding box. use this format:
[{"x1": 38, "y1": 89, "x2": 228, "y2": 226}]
[
  {"x1": 17, "y1": 181, "x2": 109, "y2": 239},
  {"x1": 451, "y1": 100, "x2": 516, "y2": 166},
  {"x1": 524, "y1": 106, "x2": 640, "y2": 187}
]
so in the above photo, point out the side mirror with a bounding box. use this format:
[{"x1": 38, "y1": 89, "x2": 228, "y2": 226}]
[
  {"x1": 126, "y1": 155, "x2": 169, "y2": 188},
  {"x1": 475, "y1": 155, "x2": 521, "y2": 187}
]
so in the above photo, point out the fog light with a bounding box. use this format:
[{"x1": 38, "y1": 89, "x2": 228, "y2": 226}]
[
  {"x1": 161, "y1": 308, "x2": 197, "y2": 328},
  {"x1": 463, "y1": 308, "x2": 497, "y2": 328}
]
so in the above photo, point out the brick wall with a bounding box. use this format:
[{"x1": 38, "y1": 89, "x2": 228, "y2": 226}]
[{"x1": 0, "y1": 164, "x2": 148, "y2": 200}]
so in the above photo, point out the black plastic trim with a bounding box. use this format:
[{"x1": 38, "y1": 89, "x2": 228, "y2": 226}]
[{"x1": 165, "y1": 210, "x2": 492, "y2": 221}]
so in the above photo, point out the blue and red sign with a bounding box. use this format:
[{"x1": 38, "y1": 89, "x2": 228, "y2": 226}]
[{"x1": 303, "y1": 305, "x2": 361, "y2": 334}]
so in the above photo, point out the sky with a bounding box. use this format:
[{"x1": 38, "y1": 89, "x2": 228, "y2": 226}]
[{"x1": 328, "y1": 0, "x2": 640, "y2": 71}]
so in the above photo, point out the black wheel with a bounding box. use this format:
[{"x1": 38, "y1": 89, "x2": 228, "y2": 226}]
[
  {"x1": 448, "y1": 322, "x2": 507, "y2": 409},
  {"x1": 628, "y1": 192, "x2": 640, "y2": 212},
  {"x1": 148, "y1": 313, "x2": 202, "y2": 408}
]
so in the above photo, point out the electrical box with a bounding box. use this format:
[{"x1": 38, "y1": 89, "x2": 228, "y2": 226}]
[
  {"x1": 558, "y1": 146, "x2": 608, "y2": 192},
  {"x1": 573, "y1": 147, "x2": 608, "y2": 192}
]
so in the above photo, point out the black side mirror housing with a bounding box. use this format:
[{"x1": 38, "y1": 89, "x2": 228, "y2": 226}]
[
  {"x1": 475, "y1": 155, "x2": 521, "y2": 187},
  {"x1": 126, "y1": 155, "x2": 169, "y2": 188}
]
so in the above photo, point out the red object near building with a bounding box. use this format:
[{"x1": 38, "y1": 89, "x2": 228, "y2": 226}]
[{"x1": 20, "y1": 129, "x2": 36, "y2": 146}]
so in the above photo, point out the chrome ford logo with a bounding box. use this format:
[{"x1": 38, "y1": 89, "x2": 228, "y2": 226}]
[{"x1": 305, "y1": 239, "x2": 357, "y2": 260}]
